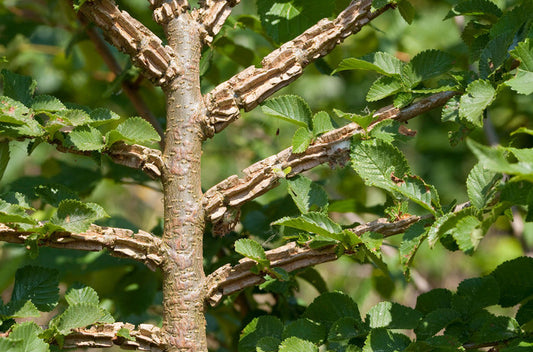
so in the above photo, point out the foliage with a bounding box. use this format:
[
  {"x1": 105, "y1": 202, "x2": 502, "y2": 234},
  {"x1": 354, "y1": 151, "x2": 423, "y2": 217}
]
[{"x1": 1, "y1": 0, "x2": 533, "y2": 351}]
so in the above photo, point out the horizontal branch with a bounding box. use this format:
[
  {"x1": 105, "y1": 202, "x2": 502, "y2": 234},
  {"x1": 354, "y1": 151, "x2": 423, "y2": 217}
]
[
  {"x1": 203, "y1": 91, "x2": 459, "y2": 234},
  {"x1": 205, "y1": 214, "x2": 422, "y2": 306},
  {"x1": 0, "y1": 223, "x2": 163, "y2": 270},
  {"x1": 79, "y1": 0, "x2": 181, "y2": 87},
  {"x1": 203, "y1": 0, "x2": 390, "y2": 136},
  {"x1": 195, "y1": 0, "x2": 241, "y2": 43},
  {"x1": 63, "y1": 322, "x2": 164, "y2": 351},
  {"x1": 55, "y1": 142, "x2": 163, "y2": 180}
]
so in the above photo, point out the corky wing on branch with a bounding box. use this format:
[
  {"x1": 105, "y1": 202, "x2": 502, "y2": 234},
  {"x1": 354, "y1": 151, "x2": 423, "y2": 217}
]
[
  {"x1": 205, "y1": 215, "x2": 422, "y2": 306},
  {"x1": 0, "y1": 223, "x2": 163, "y2": 270},
  {"x1": 79, "y1": 0, "x2": 181, "y2": 87},
  {"x1": 195, "y1": 0, "x2": 241, "y2": 43},
  {"x1": 203, "y1": 0, "x2": 390, "y2": 136},
  {"x1": 64, "y1": 323, "x2": 163, "y2": 351},
  {"x1": 203, "y1": 91, "x2": 459, "y2": 235}
]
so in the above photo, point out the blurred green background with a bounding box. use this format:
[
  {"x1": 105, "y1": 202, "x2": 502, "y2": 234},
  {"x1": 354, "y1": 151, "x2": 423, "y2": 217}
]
[{"x1": 1, "y1": 0, "x2": 532, "y2": 350}]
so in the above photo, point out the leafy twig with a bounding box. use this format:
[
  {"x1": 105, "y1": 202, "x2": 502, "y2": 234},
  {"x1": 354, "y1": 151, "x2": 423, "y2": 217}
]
[
  {"x1": 78, "y1": 14, "x2": 165, "y2": 142},
  {"x1": 203, "y1": 0, "x2": 392, "y2": 136},
  {"x1": 203, "y1": 91, "x2": 459, "y2": 234}
]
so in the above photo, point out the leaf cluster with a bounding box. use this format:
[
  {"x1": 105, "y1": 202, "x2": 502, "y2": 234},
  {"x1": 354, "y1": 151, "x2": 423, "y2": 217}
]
[{"x1": 239, "y1": 257, "x2": 533, "y2": 352}]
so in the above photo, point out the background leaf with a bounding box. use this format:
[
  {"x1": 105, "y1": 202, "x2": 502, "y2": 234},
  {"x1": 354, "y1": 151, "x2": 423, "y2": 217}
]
[{"x1": 261, "y1": 95, "x2": 312, "y2": 128}]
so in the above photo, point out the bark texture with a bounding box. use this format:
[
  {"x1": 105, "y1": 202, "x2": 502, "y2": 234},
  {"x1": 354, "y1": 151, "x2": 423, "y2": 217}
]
[{"x1": 160, "y1": 13, "x2": 208, "y2": 352}]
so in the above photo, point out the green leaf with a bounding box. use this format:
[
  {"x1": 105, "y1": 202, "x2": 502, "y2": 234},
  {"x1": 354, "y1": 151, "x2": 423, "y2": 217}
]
[
  {"x1": 0, "y1": 142, "x2": 9, "y2": 181},
  {"x1": 312, "y1": 111, "x2": 334, "y2": 136},
  {"x1": 278, "y1": 336, "x2": 318, "y2": 352},
  {"x1": 1, "y1": 69, "x2": 36, "y2": 106},
  {"x1": 282, "y1": 318, "x2": 326, "y2": 345},
  {"x1": 65, "y1": 286, "x2": 99, "y2": 306},
  {"x1": 257, "y1": 0, "x2": 336, "y2": 43},
  {"x1": 117, "y1": 328, "x2": 136, "y2": 341},
  {"x1": 287, "y1": 175, "x2": 328, "y2": 214},
  {"x1": 0, "y1": 96, "x2": 33, "y2": 125},
  {"x1": 52, "y1": 109, "x2": 92, "y2": 126},
  {"x1": 303, "y1": 292, "x2": 361, "y2": 329},
  {"x1": 31, "y1": 95, "x2": 65, "y2": 112},
  {"x1": 292, "y1": 127, "x2": 313, "y2": 153},
  {"x1": 459, "y1": 80, "x2": 495, "y2": 127},
  {"x1": 273, "y1": 212, "x2": 342, "y2": 237},
  {"x1": 8, "y1": 322, "x2": 48, "y2": 352},
  {"x1": 334, "y1": 109, "x2": 374, "y2": 129},
  {"x1": 402, "y1": 50, "x2": 454, "y2": 88},
  {"x1": 398, "y1": 0, "x2": 415, "y2": 24},
  {"x1": 351, "y1": 139, "x2": 440, "y2": 214},
  {"x1": 351, "y1": 139, "x2": 410, "y2": 192},
  {"x1": 34, "y1": 184, "x2": 79, "y2": 208},
  {"x1": 67, "y1": 126, "x2": 105, "y2": 151},
  {"x1": 239, "y1": 316, "x2": 283, "y2": 352},
  {"x1": 444, "y1": 0, "x2": 502, "y2": 21},
  {"x1": 328, "y1": 316, "x2": 367, "y2": 342},
  {"x1": 505, "y1": 70, "x2": 533, "y2": 95},
  {"x1": 333, "y1": 52, "x2": 404, "y2": 76},
  {"x1": 261, "y1": 95, "x2": 312, "y2": 129},
  {"x1": 510, "y1": 39, "x2": 533, "y2": 71},
  {"x1": 11, "y1": 266, "x2": 59, "y2": 312},
  {"x1": 367, "y1": 76, "x2": 403, "y2": 102},
  {"x1": 467, "y1": 163, "x2": 501, "y2": 209},
  {"x1": 0, "y1": 199, "x2": 37, "y2": 225},
  {"x1": 451, "y1": 215, "x2": 482, "y2": 254},
  {"x1": 362, "y1": 328, "x2": 411, "y2": 352},
  {"x1": 105, "y1": 117, "x2": 160, "y2": 146},
  {"x1": 234, "y1": 238, "x2": 268, "y2": 266},
  {"x1": 491, "y1": 257, "x2": 533, "y2": 307},
  {"x1": 256, "y1": 336, "x2": 280, "y2": 352},
  {"x1": 399, "y1": 221, "x2": 427, "y2": 272},
  {"x1": 53, "y1": 303, "x2": 114, "y2": 335},
  {"x1": 415, "y1": 288, "x2": 453, "y2": 314},
  {"x1": 367, "y1": 301, "x2": 422, "y2": 329},
  {"x1": 50, "y1": 199, "x2": 100, "y2": 233},
  {"x1": 516, "y1": 300, "x2": 533, "y2": 326},
  {"x1": 2, "y1": 300, "x2": 40, "y2": 319},
  {"x1": 414, "y1": 308, "x2": 461, "y2": 340},
  {"x1": 88, "y1": 108, "x2": 121, "y2": 127},
  {"x1": 456, "y1": 275, "x2": 500, "y2": 312},
  {"x1": 471, "y1": 315, "x2": 520, "y2": 344},
  {"x1": 467, "y1": 139, "x2": 533, "y2": 181}
]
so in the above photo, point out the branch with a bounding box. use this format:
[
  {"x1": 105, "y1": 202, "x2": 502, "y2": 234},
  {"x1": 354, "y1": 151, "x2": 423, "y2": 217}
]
[
  {"x1": 203, "y1": 91, "x2": 459, "y2": 234},
  {"x1": 205, "y1": 214, "x2": 422, "y2": 306},
  {"x1": 55, "y1": 142, "x2": 163, "y2": 180},
  {"x1": 79, "y1": 0, "x2": 181, "y2": 87},
  {"x1": 203, "y1": 0, "x2": 391, "y2": 136},
  {"x1": 0, "y1": 223, "x2": 163, "y2": 270},
  {"x1": 148, "y1": 0, "x2": 189, "y2": 26},
  {"x1": 79, "y1": 14, "x2": 165, "y2": 141},
  {"x1": 194, "y1": 0, "x2": 241, "y2": 43},
  {"x1": 62, "y1": 323, "x2": 164, "y2": 351}
]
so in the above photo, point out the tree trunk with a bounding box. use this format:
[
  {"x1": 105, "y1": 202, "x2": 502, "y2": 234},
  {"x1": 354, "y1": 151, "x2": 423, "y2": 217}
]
[{"x1": 161, "y1": 13, "x2": 207, "y2": 352}]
